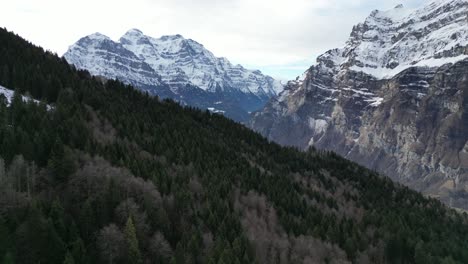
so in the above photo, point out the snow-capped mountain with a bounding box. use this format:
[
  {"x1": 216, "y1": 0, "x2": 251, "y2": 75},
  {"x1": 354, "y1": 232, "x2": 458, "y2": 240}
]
[
  {"x1": 119, "y1": 29, "x2": 282, "y2": 96},
  {"x1": 250, "y1": 0, "x2": 468, "y2": 209},
  {"x1": 331, "y1": 0, "x2": 468, "y2": 79},
  {"x1": 64, "y1": 32, "x2": 163, "y2": 88},
  {"x1": 64, "y1": 29, "x2": 283, "y2": 122}
]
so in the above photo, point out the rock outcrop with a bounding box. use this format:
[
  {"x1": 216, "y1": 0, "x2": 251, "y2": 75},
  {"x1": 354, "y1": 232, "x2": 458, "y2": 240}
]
[{"x1": 250, "y1": 0, "x2": 468, "y2": 208}]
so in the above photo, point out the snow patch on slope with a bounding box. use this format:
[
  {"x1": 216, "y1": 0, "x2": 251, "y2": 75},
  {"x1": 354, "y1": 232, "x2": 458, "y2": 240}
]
[
  {"x1": 0, "y1": 85, "x2": 14, "y2": 103},
  {"x1": 365, "y1": 97, "x2": 384, "y2": 107},
  {"x1": 207, "y1": 107, "x2": 226, "y2": 114},
  {"x1": 0, "y1": 85, "x2": 51, "y2": 109},
  {"x1": 308, "y1": 118, "x2": 328, "y2": 133},
  {"x1": 351, "y1": 55, "x2": 468, "y2": 79}
]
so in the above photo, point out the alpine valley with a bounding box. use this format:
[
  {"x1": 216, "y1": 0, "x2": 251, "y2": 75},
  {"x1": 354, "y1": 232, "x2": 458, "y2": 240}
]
[
  {"x1": 3, "y1": 26, "x2": 468, "y2": 264},
  {"x1": 250, "y1": 0, "x2": 468, "y2": 209},
  {"x1": 3, "y1": 0, "x2": 468, "y2": 263},
  {"x1": 64, "y1": 29, "x2": 283, "y2": 122}
]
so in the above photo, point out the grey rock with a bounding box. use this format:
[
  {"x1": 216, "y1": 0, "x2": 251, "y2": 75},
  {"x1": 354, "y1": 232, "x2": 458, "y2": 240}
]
[{"x1": 250, "y1": 0, "x2": 468, "y2": 209}]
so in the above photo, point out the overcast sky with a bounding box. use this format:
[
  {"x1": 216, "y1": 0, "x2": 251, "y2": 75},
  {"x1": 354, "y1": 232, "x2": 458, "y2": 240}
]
[{"x1": 1, "y1": 0, "x2": 427, "y2": 80}]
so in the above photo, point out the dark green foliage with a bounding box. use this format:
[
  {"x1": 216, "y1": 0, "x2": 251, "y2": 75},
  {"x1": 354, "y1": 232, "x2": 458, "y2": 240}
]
[
  {"x1": 70, "y1": 238, "x2": 88, "y2": 264},
  {"x1": 63, "y1": 252, "x2": 75, "y2": 264},
  {"x1": 48, "y1": 139, "x2": 75, "y2": 183},
  {"x1": 0, "y1": 27, "x2": 467, "y2": 264},
  {"x1": 1, "y1": 252, "x2": 14, "y2": 264},
  {"x1": 0, "y1": 220, "x2": 11, "y2": 260},
  {"x1": 14, "y1": 205, "x2": 66, "y2": 264},
  {"x1": 124, "y1": 217, "x2": 142, "y2": 264}
]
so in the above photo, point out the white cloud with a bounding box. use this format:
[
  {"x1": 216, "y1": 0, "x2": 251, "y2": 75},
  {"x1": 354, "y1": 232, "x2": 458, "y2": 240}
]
[{"x1": 0, "y1": 0, "x2": 427, "y2": 79}]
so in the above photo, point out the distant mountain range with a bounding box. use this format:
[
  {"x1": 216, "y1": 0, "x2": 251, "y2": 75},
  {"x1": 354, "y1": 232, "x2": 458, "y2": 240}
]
[
  {"x1": 250, "y1": 0, "x2": 468, "y2": 209},
  {"x1": 64, "y1": 29, "x2": 283, "y2": 122}
]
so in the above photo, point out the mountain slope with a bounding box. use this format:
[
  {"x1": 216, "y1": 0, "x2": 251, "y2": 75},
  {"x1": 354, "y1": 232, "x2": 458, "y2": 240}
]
[
  {"x1": 250, "y1": 0, "x2": 468, "y2": 209},
  {"x1": 2, "y1": 28, "x2": 468, "y2": 263},
  {"x1": 64, "y1": 29, "x2": 283, "y2": 122}
]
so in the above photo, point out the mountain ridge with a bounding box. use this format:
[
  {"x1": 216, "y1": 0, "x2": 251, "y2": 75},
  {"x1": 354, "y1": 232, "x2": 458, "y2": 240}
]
[
  {"x1": 64, "y1": 29, "x2": 283, "y2": 122},
  {"x1": 250, "y1": 0, "x2": 468, "y2": 209}
]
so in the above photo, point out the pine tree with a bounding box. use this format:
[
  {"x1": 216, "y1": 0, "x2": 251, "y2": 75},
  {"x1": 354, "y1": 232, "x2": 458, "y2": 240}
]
[
  {"x1": 63, "y1": 251, "x2": 75, "y2": 264},
  {"x1": 50, "y1": 199, "x2": 67, "y2": 241},
  {"x1": 1, "y1": 252, "x2": 13, "y2": 264},
  {"x1": 48, "y1": 138, "x2": 75, "y2": 183},
  {"x1": 15, "y1": 205, "x2": 66, "y2": 264},
  {"x1": 441, "y1": 256, "x2": 456, "y2": 264},
  {"x1": 414, "y1": 241, "x2": 431, "y2": 264},
  {"x1": 0, "y1": 219, "x2": 10, "y2": 259},
  {"x1": 70, "y1": 237, "x2": 88, "y2": 264},
  {"x1": 10, "y1": 90, "x2": 23, "y2": 127},
  {"x1": 344, "y1": 237, "x2": 357, "y2": 260},
  {"x1": 0, "y1": 158, "x2": 5, "y2": 187},
  {"x1": 79, "y1": 199, "x2": 94, "y2": 239},
  {"x1": 125, "y1": 216, "x2": 142, "y2": 264}
]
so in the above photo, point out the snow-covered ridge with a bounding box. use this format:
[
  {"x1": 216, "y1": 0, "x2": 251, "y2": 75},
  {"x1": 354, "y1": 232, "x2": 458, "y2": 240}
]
[
  {"x1": 64, "y1": 29, "x2": 283, "y2": 97},
  {"x1": 118, "y1": 29, "x2": 283, "y2": 96},
  {"x1": 350, "y1": 54, "x2": 468, "y2": 79},
  {"x1": 64, "y1": 33, "x2": 162, "y2": 88},
  {"x1": 321, "y1": 0, "x2": 468, "y2": 79}
]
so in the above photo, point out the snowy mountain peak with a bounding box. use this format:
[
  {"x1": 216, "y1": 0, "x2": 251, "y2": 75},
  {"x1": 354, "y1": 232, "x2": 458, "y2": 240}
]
[
  {"x1": 70, "y1": 33, "x2": 113, "y2": 50},
  {"x1": 113, "y1": 29, "x2": 283, "y2": 96},
  {"x1": 330, "y1": 0, "x2": 468, "y2": 79},
  {"x1": 369, "y1": 4, "x2": 412, "y2": 22},
  {"x1": 125, "y1": 28, "x2": 143, "y2": 35},
  {"x1": 86, "y1": 32, "x2": 111, "y2": 41},
  {"x1": 64, "y1": 29, "x2": 283, "y2": 121},
  {"x1": 120, "y1": 29, "x2": 145, "y2": 42},
  {"x1": 160, "y1": 34, "x2": 184, "y2": 40},
  {"x1": 65, "y1": 31, "x2": 162, "y2": 89}
]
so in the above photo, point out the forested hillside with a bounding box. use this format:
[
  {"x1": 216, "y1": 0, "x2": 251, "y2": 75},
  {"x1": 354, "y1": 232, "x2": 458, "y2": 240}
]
[{"x1": 0, "y1": 28, "x2": 468, "y2": 264}]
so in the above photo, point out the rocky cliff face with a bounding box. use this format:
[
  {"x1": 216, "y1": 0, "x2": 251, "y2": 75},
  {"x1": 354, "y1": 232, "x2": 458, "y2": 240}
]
[
  {"x1": 250, "y1": 0, "x2": 468, "y2": 209},
  {"x1": 64, "y1": 29, "x2": 283, "y2": 122}
]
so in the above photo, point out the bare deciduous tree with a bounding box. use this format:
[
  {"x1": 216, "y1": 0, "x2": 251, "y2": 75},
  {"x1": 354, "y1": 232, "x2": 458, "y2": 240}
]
[
  {"x1": 149, "y1": 232, "x2": 173, "y2": 261},
  {"x1": 97, "y1": 224, "x2": 125, "y2": 264}
]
